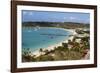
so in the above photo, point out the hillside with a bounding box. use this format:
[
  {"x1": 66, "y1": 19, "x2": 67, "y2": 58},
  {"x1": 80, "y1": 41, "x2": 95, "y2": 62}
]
[{"x1": 22, "y1": 22, "x2": 89, "y2": 29}]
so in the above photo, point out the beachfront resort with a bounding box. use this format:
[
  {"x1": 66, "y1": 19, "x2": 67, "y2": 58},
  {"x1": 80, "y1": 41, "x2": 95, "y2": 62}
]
[{"x1": 22, "y1": 26, "x2": 90, "y2": 62}]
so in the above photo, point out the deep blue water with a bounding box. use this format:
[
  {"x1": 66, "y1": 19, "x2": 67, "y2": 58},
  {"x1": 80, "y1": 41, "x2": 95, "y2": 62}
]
[{"x1": 22, "y1": 27, "x2": 72, "y2": 52}]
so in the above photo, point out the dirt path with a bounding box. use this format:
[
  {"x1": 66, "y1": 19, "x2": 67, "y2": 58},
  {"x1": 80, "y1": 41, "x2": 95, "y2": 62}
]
[{"x1": 82, "y1": 50, "x2": 90, "y2": 60}]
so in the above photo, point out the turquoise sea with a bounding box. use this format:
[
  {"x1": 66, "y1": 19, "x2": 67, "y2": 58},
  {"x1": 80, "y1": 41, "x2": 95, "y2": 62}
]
[{"x1": 22, "y1": 27, "x2": 72, "y2": 52}]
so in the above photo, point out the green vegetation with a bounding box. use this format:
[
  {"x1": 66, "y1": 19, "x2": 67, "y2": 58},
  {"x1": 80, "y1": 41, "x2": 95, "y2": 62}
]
[
  {"x1": 22, "y1": 22, "x2": 89, "y2": 29},
  {"x1": 22, "y1": 48, "x2": 36, "y2": 62},
  {"x1": 22, "y1": 30, "x2": 90, "y2": 62}
]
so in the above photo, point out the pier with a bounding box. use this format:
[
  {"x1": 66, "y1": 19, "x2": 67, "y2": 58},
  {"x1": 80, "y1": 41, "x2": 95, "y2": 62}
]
[{"x1": 40, "y1": 33, "x2": 67, "y2": 36}]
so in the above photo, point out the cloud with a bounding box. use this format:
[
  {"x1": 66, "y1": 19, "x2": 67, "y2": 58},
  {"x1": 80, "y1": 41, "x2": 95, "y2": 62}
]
[
  {"x1": 29, "y1": 12, "x2": 33, "y2": 15},
  {"x1": 23, "y1": 11, "x2": 27, "y2": 15},
  {"x1": 23, "y1": 11, "x2": 33, "y2": 16},
  {"x1": 63, "y1": 17, "x2": 67, "y2": 19},
  {"x1": 69, "y1": 17, "x2": 76, "y2": 20}
]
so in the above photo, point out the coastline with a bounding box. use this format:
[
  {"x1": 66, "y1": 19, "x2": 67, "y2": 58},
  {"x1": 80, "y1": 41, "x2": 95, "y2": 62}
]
[{"x1": 30, "y1": 28, "x2": 76, "y2": 57}]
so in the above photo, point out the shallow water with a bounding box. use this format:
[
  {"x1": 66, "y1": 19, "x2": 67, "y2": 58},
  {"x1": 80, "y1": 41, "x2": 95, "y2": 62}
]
[{"x1": 22, "y1": 27, "x2": 72, "y2": 52}]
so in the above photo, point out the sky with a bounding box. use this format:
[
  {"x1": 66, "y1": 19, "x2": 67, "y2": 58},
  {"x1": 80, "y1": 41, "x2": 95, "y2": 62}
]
[{"x1": 22, "y1": 10, "x2": 90, "y2": 24}]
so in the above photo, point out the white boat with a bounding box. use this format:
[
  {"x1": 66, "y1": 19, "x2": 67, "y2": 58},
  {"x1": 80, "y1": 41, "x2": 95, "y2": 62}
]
[{"x1": 34, "y1": 28, "x2": 37, "y2": 31}]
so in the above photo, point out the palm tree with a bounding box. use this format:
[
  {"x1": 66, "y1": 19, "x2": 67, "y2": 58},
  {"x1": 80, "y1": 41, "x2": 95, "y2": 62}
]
[
  {"x1": 39, "y1": 48, "x2": 43, "y2": 55},
  {"x1": 68, "y1": 40, "x2": 71, "y2": 44},
  {"x1": 44, "y1": 49, "x2": 49, "y2": 55}
]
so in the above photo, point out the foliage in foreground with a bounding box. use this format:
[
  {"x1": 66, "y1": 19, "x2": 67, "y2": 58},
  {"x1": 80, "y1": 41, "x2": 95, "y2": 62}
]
[{"x1": 22, "y1": 35, "x2": 90, "y2": 62}]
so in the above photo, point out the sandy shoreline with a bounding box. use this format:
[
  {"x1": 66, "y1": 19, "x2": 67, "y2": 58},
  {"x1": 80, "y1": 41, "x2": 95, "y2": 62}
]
[{"x1": 30, "y1": 28, "x2": 77, "y2": 57}]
